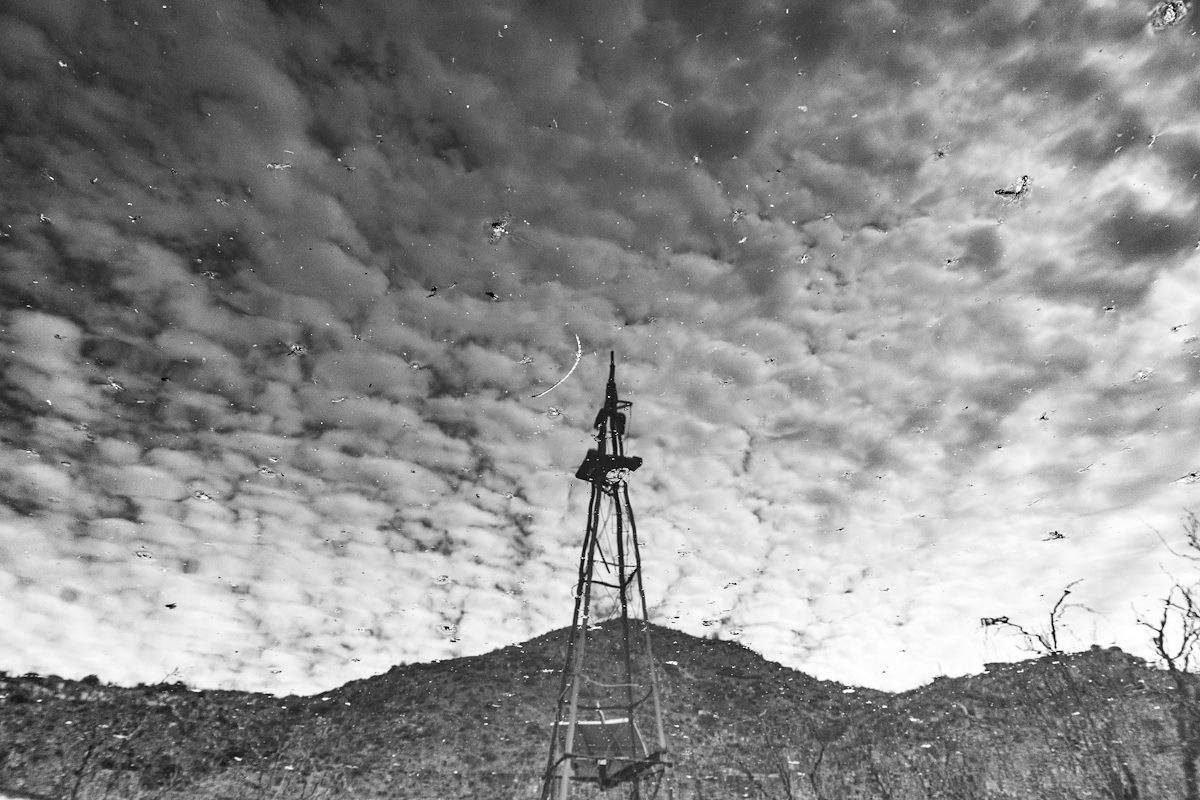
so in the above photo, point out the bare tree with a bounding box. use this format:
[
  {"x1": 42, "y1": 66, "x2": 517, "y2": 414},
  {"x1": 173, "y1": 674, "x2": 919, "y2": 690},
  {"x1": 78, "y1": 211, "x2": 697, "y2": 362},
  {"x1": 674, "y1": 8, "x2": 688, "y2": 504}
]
[
  {"x1": 1140, "y1": 510, "x2": 1200, "y2": 800},
  {"x1": 980, "y1": 579, "x2": 1088, "y2": 655},
  {"x1": 982, "y1": 580, "x2": 1137, "y2": 799}
]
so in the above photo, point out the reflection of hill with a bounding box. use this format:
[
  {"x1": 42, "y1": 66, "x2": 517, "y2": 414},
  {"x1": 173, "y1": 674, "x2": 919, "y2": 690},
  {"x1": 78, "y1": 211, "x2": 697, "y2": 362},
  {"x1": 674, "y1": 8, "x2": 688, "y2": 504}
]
[{"x1": 0, "y1": 623, "x2": 1192, "y2": 799}]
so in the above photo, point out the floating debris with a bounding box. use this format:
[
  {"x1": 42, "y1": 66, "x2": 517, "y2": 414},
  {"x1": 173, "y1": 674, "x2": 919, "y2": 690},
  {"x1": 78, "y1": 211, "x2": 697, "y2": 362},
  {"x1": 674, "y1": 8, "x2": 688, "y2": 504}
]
[
  {"x1": 1149, "y1": 0, "x2": 1189, "y2": 30},
  {"x1": 994, "y1": 174, "x2": 1031, "y2": 201},
  {"x1": 487, "y1": 211, "x2": 514, "y2": 244}
]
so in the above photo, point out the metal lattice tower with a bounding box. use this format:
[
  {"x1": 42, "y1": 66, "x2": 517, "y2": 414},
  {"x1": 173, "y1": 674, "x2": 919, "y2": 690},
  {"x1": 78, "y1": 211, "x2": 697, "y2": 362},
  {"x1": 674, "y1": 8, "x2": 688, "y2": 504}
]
[{"x1": 539, "y1": 353, "x2": 668, "y2": 800}]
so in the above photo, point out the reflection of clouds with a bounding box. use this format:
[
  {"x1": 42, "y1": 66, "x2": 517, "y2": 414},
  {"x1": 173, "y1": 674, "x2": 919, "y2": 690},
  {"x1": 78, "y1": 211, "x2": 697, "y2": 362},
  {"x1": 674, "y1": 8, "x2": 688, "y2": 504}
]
[{"x1": 0, "y1": 0, "x2": 1198, "y2": 694}]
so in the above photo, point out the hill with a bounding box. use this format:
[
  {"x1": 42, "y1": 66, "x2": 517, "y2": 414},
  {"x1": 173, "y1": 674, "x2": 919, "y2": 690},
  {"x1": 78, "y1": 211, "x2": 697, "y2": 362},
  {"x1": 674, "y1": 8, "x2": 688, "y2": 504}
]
[{"x1": 0, "y1": 622, "x2": 1194, "y2": 799}]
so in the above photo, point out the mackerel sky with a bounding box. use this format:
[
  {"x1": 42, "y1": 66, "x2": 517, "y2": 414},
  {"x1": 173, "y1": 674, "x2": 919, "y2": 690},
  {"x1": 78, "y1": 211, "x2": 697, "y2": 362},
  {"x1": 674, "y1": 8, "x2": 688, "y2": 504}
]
[{"x1": 3, "y1": 0, "x2": 1200, "y2": 694}]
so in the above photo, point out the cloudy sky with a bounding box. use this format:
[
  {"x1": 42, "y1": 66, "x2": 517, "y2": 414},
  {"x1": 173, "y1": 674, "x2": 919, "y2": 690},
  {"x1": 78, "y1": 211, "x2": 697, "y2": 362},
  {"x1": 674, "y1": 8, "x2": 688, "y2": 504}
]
[{"x1": 2, "y1": 0, "x2": 1200, "y2": 695}]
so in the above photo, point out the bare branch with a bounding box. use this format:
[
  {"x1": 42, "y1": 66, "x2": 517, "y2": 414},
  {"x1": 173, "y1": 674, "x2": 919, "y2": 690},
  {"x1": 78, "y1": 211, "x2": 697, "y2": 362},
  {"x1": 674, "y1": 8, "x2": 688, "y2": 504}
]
[
  {"x1": 1148, "y1": 520, "x2": 1200, "y2": 563},
  {"x1": 1140, "y1": 510, "x2": 1200, "y2": 673},
  {"x1": 981, "y1": 580, "x2": 1085, "y2": 655},
  {"x1": 1047, "y1": 579, "x2": 1085, "y2": 653}
]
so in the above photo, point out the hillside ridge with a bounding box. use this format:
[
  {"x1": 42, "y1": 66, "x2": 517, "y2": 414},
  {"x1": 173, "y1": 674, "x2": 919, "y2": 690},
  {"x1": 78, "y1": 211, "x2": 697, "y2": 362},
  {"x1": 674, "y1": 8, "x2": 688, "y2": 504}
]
[{"x1": 0, "y1": 624, "x2": 1192, "y2": 800}]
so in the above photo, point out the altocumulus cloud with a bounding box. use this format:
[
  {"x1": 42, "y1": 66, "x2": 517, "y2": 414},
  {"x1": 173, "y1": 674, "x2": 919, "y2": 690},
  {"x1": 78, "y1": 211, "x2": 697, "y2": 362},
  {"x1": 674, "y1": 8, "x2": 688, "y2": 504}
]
[{"x1": 1, "y1": 0, "x2": 1200, "y2": 693}]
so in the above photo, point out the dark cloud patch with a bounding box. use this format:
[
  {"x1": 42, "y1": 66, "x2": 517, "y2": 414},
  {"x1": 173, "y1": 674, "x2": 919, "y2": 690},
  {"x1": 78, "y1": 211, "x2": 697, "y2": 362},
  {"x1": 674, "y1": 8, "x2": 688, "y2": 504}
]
[
  {"x1": 962, "y1": 1, "x2": 1145, "y2": 48},
  {"x1": 160, "y1": 229, "x2": 256, "y2": 282},
  {"x1": 671, "y1": 99, "x2": 764, "y2": 162},
  {"x1": 2, "y1": 222, "x2": 171, "y2": 331},
  {"x1": 1050, "y1": 106, "x2": 1148, "y2": 168},
  {"x1": 954, "y1": 225, "x2": 1004, "y2": 277},
  {"x1": 1026, "y1": 255, "x2": 1159, "y2": 310},
  {"x1": 1033, "y1": 3, "x2": 1147, "y2": 42},
  {"x1": 1006, "y1": 54, "x2": 1106, "y2": 104},
  {"x1": 524, "y1": 0, "x2": 643, "y2": 39},
  {"x1": 1092, "y1": 192, "x2": 1199, "y2": 263},
  {"x1": 647, "y1": 0, "x2": 831, "y2": 51},
  {"x1": 967, "y1": 2, "x2": 1039, "y2": 50},
  {"x1": 261, "y1": 0, "x2": 327, "y2": 18},
  {"x1": 1039, "y1": 333, "x2": 1093, "y2": 379},
  {"x1": 813, "y1": 109, "x2": 933, "y2": 182},
  {"x1": 1154, "y1": 131, "x2": 1200, "y2": 186}
]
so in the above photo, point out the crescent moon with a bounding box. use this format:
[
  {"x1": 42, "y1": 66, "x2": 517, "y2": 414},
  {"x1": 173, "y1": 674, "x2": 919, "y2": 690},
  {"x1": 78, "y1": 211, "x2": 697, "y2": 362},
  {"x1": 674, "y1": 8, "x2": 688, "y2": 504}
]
[{"x1": 530, "y1": 333, "x2": 583, "y2": 399}]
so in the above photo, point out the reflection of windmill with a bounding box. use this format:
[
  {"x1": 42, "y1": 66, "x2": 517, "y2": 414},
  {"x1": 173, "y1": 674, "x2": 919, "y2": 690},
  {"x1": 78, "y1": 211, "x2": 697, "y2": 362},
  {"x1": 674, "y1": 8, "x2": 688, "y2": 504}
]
[{"x1": 540, "y1": 354, "x2": 669, "y2": 800}]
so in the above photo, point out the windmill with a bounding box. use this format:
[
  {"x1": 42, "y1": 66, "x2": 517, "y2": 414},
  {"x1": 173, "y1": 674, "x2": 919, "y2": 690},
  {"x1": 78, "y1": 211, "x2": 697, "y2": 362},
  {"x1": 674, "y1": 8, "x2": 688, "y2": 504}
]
[{"x1": 539, "y1": 354, "x2": 669, "y2": 800}]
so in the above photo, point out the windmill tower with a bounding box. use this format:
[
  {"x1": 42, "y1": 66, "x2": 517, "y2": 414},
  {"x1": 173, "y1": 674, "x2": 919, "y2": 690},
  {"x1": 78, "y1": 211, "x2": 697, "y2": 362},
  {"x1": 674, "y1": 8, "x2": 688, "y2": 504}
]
[{"x1": 539, "y1": 354, "x2": 668, "y2": 800}]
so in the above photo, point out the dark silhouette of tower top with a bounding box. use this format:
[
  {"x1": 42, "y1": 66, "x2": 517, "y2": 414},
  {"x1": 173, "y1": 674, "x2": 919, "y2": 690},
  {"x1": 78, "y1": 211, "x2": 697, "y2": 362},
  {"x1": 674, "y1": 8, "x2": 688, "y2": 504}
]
[{"x1": 576, "y1": 353, "x2": 642, "y2": 484}]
